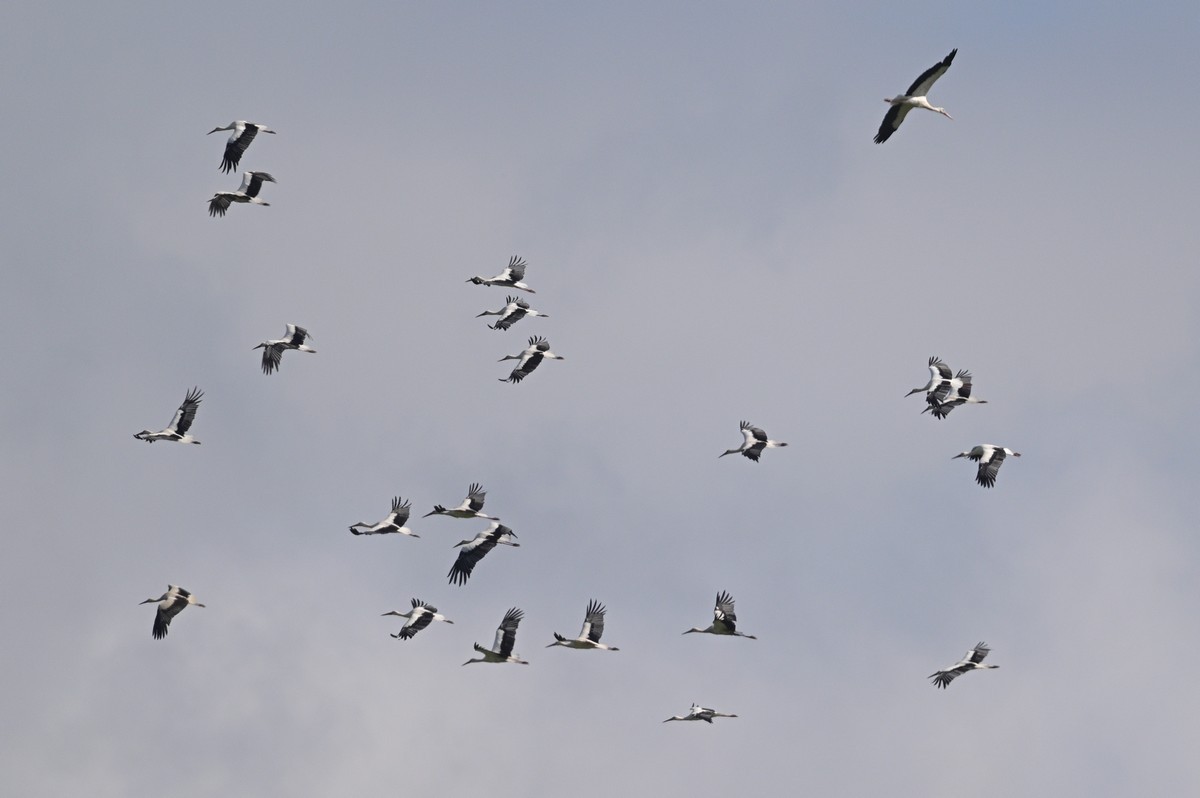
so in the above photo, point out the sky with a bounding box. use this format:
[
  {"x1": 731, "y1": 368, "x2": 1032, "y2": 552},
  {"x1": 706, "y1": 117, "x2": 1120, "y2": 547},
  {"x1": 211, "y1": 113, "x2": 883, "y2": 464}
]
[{"x1": 2, "y1": 2, "x2": 1199, "y2": 795}]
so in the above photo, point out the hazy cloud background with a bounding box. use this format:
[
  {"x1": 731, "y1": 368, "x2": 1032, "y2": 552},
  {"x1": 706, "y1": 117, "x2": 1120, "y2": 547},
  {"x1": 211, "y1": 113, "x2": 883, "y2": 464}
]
[{"x1": 2, "y1": 2, "x2": 1198, "y2": 795}]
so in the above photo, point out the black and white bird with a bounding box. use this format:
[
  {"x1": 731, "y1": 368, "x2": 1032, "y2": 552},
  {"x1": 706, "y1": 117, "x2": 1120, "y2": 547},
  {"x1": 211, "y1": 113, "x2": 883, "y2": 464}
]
[
  {"x1": 134, "y1": 387, "x2": 204, "y2": 444},
  {"x1": 253, "y1": 324, "x2": 315, "y2": 375},
  {"x1": 448, "y1": 522, "x2": 519, "y2": 586},
  {"x1": 499, "y1": 335, "x2": 563, "y2": 384},
  {"x1": 467, "y1": 255, "x2": 535, "y2": 293},
  {"x1": 208, "y1": 171, "x2": 276, "y2": 217},
  {"x1": 662, "y1": 704, "x2": 738, "y2": 724},
  {"x1": 208, "y1": 121, "x2": 275, "y2": 173},
  {"x1": 683, "y1": 590, "x2": 757, "y2": 639},
  {"x1": 382, "y1": 599, "x2": 453, "y2": 639},
  {"x1": 349, "y1": 496, "x2": 419, "y2": 537},
  {"x1": 139, "y1": 585, "x2": 205, "y2": 640},
  {"x1": 462, "y1": 607, "x2": 529, "y2": 665},
  {"x1": 875, "y1": 49, "x2": 957, "y2": 144},
  {"x1": 547, "y1": 599, "x2": 620, "y2": 651},
  {"x1": 423, "y1": 483, "x2": 498, "y2": 521},
  {"x1": 477, "y1": 295, "x2": 548, "y2": 331},
  {"x1": 720, "y1": 421, "x2": 787, "y2": 462},
  {"x1": 930, "y1": 642, "x2": 999, "y2": 688},
  {"x1": 924, "y1": 371, "x2": 987, "y2": 420},
  {"x1": 953, "y1": 444, "x2": 1021, "y2": 488},
  {"x1": 906, "y1": 356, "x2": 954, "y2": 398}
]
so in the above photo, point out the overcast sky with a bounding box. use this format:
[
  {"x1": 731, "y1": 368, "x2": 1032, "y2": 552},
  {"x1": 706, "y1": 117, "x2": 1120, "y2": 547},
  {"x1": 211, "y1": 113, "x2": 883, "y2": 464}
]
[{"x1": 2, "y1": 2, "x2": 1199, "y2": 796}]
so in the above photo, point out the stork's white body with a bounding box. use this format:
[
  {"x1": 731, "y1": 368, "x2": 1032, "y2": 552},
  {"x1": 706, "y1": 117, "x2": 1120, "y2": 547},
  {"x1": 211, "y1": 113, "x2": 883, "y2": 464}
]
[
  {"x1": 720, "y1": 421, "x2": 787, "y2": 462},
  {"x1": 208, "y1": 120, "x2": 275, "y2": 173},
  {"x1": 953, "y1": 444, "x2": 1020, "y2": 488},
  {"x1": 663, "y1": 704, "x2": 738, "y2": 724},
  {"x1": 477, "y1": 296, "x2": 548, "y2": 331},
  {"x1": 424, "y1": 483, "x2": 498, "y2": 520},
  {"x1": 875, "y1": 49, "x2": 957, "y2": 144},
  {"x1": 208, "y1": 171, "x2": 276, "y2": 217},
  {"x1": 930, "y1": 642, "x2": 999, "y2": 688},
  {"x1": 134, "y1": 387, "x2": 203, "y2": 444},
  {"x1": 447, "y1": 522, "x2": 519, "y2": 586},
  {"x1": 499, "y1": 335, "x2": 563, "y2": 384},
  {"x1": 350, "y1": 496, "x2": 418, "y2": 537},
  {"x1": 139, "y1": 585, "x2": 205, "y2": 639},
  {"x1": 547, "y1": 599, "x2": 620, "y2": 651},
  {"x1": 463, "y1": 607, "x2": 528, "y2": 665},
  {"x1": 683, "y1": 590, "x2": 756, "y2": 639},
  {"x1": 382, "y1": 599, "x2": 453, "y2": 639},
  {"x1": 254, "y1": 324, "x2": 315, "y2": 375},
  {"x1": 467, "y1": 255, "x2": 536, "y2": 293}
]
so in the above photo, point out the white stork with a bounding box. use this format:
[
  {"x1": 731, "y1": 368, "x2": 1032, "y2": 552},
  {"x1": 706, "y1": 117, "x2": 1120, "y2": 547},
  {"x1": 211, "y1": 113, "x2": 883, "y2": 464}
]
[
  {"x1": 930, "y1": 642, "x2": 998, "y2": 688},
  {"x1": 447, "y1": 522, "x2": 519, "y2": 586},
  {"x1": 906, "y1": 356, "x2": 953, "y2": 398},
  {"x1": 208, "y1": 171, "x2": 275, "y2": 217},
  {"x1": 463, "y1": 607, "x2": 529, "y2": 665},
  {"x1": 467, "y1": 255, "x2": 535, "y2": 293},
  {"x1": 254, "y1": 324, "x2": 316, "y2": 375},
  {"x1": 683, "y1": 590, "x2": 756, "y2": 639},
  {"x1": 423, "y1": 483, "x2": 498, "y2": 520},
  {"x1": 382, "y1": 599, "x2": 453, "y2": 639},
  {"x1": 547, "y1": 599, "x2": 620, "y2": 651},
  {"x1": 720, "y1": 420, "x2": 787, "y2": 462},
  {"x1": 953, "y1": 444, "x2": 1021, "y2": 488},
  {"x1": 477, "y1": 295, "x2": 549, "y2": 331},
  {"x1": 208, "y1": 121, "x2": 275, "y2": 174},
  {"x1": 499, "y1": 335, "x2": 563, "y2": 384},
  {"x1": 662, "y1": 704, "x2": 738, "y2": 724},
  {"x1": 875, "y1": 49, "x2": 957, "y2": 144},
  {"x1": 134, "y1": 387, "x2": 203, "y2": 444},
  {"x1": 924, "y1": 370, "x2": 987, "y2": 420},
  {"x1": 139, "y1": 585, "x2": 205, "y2": 639},
  {"x1": 349, "y1": 496, "x2": 419, "y2": 537}
]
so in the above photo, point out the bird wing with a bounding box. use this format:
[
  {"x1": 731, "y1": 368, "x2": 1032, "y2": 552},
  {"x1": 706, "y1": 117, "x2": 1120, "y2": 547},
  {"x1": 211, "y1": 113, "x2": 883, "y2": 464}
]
[
  {"x1": 976, "y1": 449, "x2": 1007, "y2": 488},
  {"x1": 929, "y1": 668, "x2": 962, "y2": 689},
  {"x1": 713, "y1": 591, "x2": 738, "y2": 632},
  {"x1": 492, "y1": 306, "x2": 527, "y2": 331},
  {"x1": 580, "y1": 600, "x2": 606, "y2": 643},
  {"x1": 466, "y1": 483, "x2": 487, "y2": 513},
  {"x1": 929, "y1": 357, "x2": 952, "y2": 381},
  {"x1": 505, "y1": 256, "x2": 527, "y2": 281},
  {"x1": 260, "y1": 344, "x2": 284, "y2": 375},
  {"x1": 208, "y1": 194, "x2": 233, "y2": 217},
  {"x1": 739, "y1": 421, "x2": 768, "y2": 444},
  {"x1": 874, "y1": 103, "x2": 912, "y2": 144},
  {"x1": 390, "y1": 497, "x2": 411, "y2": 525},
  {"x1": 220, "y1": 124, "x2": 258, "y2": 173},
  {"x1": 905, "y1": 48, "x2": 957, "y2": 97},
  {"x1": 169, "y1": 388, "x2": 203, "y2": 435},
  {"x1": 152, "y1": 606, "x2": 172, "y2": 639},
  {"x1": 398, "y1": 609, "x2": 434, "y2": 639},
  {"x1": 244, "y1": 172, "x2": 275, "y2": 199},
  {"x1": 968, "y1": 642, "x2": 991, "y2": 664},
  {"x1": 742, "y1": 442, "x2": 766, "y2": 462},
  {"x1": 447, "y1": 531, "x2": 499, "y2": 585},
  {"x1": 496, "y1": 607, "x2": 524, "y2": 657},
  {"x1": 286, "y1": 324, "x2": 309, "y2": 346}
]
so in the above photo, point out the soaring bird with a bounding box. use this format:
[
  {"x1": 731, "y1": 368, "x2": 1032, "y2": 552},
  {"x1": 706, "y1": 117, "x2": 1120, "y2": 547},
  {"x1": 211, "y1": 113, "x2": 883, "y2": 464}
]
[
  {"x1": 254, "y1": 324, "x2": 315, "y2": 375},
  {"x1": 463, "y1": 607, "x2": 529, "y2": 665},
  {"x1": 499, "y1": 336, "x2": 563, "y2": 384},
  {"x1": 208, "y1": 120, "x2": 275, "y2": 173},
  {"x1": 906, "y1": 356, "x2": 954, "y2": 398},
  {"x1": 423, "y1": 483, "x2": 498, "y2": 521},
  {"x1": 683, "y1": 590, "x2": 756, "y2": 639},
  {"x1": 208, "y1": 171, "x2": 275, "y2": 217},
  {"x1": 930, "y1": 642, "x2": 999, "y2": 688},
  {"x1": 924, "y1": 371, "x2": 987, "y2": 420},
  {"x1": 662, "y1": 704, "x2": 738, "y2": 724},
  {"x1": 720, "y1": 421, "x2": 787, "y2": 462},
  {"x1": 349, "y1": 496, "x2": 419, "y2": 537},
  {"x1": 953, "y1": 444, "x2": 1020, "y2": 488},
  {"x1": 875, "y1": 49, "x2": 957, "y2": 144},
  {"x1": 547, "y1": 599, "x2": 620, "y2": 651},
  {"x1": 134, "y1": 387, "x2": 204, "y2": 444},
  {"x1": 467, "y1": 255, "x2": 535, "y2": 293},
  {"x1": 477, "y1": 295, "x2": 548, "y2": 331},
  {"x1": 382, "y1": 599, "x2": 453, "y2": 639},
  {"x1": 139, "y1": 585, "x2": 205, "y2": 640},
  {"x1": 447, "y1": 523, "x2": 519, "y2": 585}
]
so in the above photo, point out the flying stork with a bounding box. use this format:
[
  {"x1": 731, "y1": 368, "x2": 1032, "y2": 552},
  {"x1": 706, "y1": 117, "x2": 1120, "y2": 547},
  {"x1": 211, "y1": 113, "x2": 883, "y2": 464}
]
[
  {"x1": 953, "y1": 444, "x2": 1020, "y2": 488},
  {"x1": 139, "y1": 585, "x2": 205, "y2": 640},
  {"x1": 463, "y1": 607, "x2": 529, "y2": 665},
  {"x1": 875, "y1": 49, "x2": 957, "y2": 144},
  {"x1": 254, "y1": 324, "x2": 316, "y2": 375},
  {"x1": 662, "y1": 704, "x2": 738, "y2": 724},
  {"x1": 499, "y1": 335, "x2": 563, "y2": 384},
  {"x1": 423, "y1": 483, "x2": 498, "y2": 520},
  {"x1": 720, "y1": 421, "x2": 787, "y2": 462},
  {"x1": 477, "y1": 295, "x2": 548, "y2": 331},
  {"x1": 134, "y1": 387, "x2": 204, "y2": 444},
  {"x1": 930, "y1": 642, "x2": 998, "y2": 688},
  {"x1": 448, "y1": 522, "x2": 519, "y2": 585},
  {"x1": 547, "y1": 599, "x2": 620, "y2": 651},
  {"x1": 382, "y1": 599, "x2": 453, "y2": 639},
  {"x1": 208, "y1": 120, "x2": 275, "y2": 173},
  {"x1": 208, "y1": 171, "x2": 276, "y2": 217},
  {"x1": 466, "y1": 255, "x2": 535, "y2": 293},
  {"x1": 906, "y1": 356, "x2": 953, "y2": 398},
  {"x1": 924, "y1": 370, "x2": 987, "y2": 420},
  {"x1": 349, "y1": 496, "x2": 419, "y2": 537},
  {"x1": 683, "y1": 590, "x2": 757, "y2": 639}
]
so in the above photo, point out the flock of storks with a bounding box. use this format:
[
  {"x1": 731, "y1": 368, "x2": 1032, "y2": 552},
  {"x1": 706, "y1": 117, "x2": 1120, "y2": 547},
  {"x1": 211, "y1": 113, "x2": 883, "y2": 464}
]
[{"x1": 139, "y1": 47, "x2": 1006, "y2": 723}]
